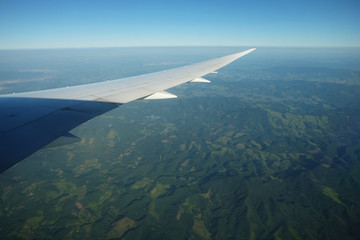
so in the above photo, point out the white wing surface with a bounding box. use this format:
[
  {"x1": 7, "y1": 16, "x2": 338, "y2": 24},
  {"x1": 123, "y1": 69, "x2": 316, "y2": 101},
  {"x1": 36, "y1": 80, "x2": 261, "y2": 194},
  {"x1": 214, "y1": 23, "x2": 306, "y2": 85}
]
[{"x1": 0, "y1": 48, "x2": 255, "y2": 172}]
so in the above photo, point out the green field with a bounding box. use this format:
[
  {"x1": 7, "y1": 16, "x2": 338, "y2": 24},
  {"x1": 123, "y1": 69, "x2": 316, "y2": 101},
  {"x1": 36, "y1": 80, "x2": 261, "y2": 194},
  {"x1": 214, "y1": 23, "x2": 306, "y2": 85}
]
[{"x1": 0, "y1": 47, "x2": 359, "y2": 239}]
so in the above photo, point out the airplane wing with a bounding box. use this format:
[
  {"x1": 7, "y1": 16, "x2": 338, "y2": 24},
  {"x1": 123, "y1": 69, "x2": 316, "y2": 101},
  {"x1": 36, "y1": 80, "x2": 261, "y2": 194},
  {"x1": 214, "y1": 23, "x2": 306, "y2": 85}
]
[{"x1": 0, "y1": 48, "x2": 256, "y2": 173}]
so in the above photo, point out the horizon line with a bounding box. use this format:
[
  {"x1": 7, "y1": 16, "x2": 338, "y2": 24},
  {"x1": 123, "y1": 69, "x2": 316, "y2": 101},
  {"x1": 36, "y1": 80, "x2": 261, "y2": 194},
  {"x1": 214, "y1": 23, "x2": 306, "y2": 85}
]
[{"x1": 1, "y1": 45, "x2": 360, "y2": 51}]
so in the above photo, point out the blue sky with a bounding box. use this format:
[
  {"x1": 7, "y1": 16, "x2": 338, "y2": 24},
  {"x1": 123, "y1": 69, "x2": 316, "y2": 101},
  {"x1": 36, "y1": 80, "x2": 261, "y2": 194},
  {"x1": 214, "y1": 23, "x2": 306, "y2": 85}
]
[{"x1": 0, "y1": 0, "x2": 359, "y2": 49}]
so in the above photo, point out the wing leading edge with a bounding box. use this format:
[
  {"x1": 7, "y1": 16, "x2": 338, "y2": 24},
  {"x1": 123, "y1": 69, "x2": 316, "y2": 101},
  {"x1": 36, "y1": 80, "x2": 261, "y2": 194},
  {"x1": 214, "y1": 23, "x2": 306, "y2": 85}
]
[{"x1": 0, "y1": 48, "x2": 256, "y2": 173}]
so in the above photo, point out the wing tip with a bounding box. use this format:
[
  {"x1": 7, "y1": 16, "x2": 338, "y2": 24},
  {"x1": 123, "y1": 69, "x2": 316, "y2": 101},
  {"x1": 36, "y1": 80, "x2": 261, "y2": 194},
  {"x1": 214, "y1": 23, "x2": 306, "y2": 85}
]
[
  {"x1": 232, "y1": 48, "x2": 256, "y2": 59},
  {"x1": 244, "y1": 48, "x2": 256, "y2": 54}
]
